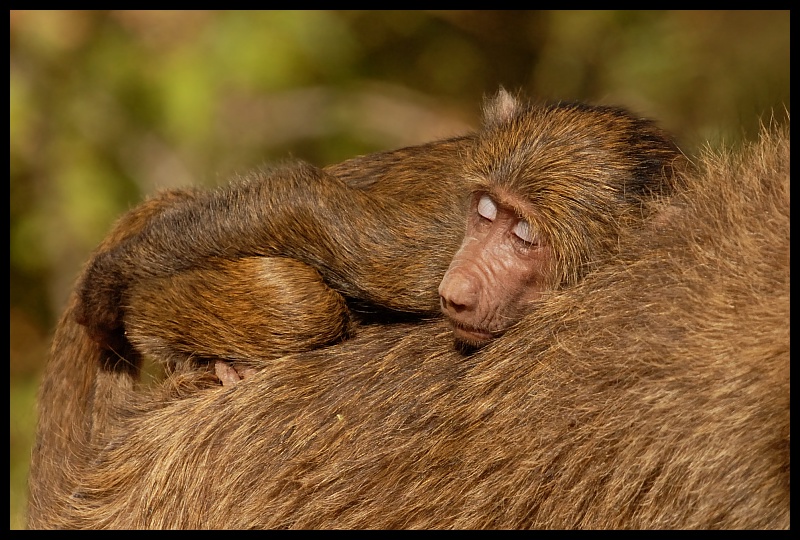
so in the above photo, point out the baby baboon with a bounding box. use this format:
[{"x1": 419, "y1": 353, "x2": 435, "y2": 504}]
[
  {"x1": 29, "y1": 122, "x2": 789, "y2": 528},
  {"x1": 76, "y1": 89, "x2": 684, "y2": 363},
  {"x1": 437, "y1": 98, "x2": 683, "y2": 348}
]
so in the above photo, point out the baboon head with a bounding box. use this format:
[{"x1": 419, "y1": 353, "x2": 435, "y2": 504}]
[{"x1": 439, "y1": 89, "x2": 683, "y2": 349}]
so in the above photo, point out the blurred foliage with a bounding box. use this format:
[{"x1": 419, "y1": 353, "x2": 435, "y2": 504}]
[{"x1": 9, "y1": 10, "x2": 789, "y2": 529}]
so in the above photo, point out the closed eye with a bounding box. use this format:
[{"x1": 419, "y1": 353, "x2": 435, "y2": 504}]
[
  {"x1": 477, "y1": 194, "x2": 497, "y2": 222},
  {"x1": 512, "y1": 219, "x2": 537, "y2": 245}
]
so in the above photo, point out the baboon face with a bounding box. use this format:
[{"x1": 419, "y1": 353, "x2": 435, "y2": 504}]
[
  {"x1": 438, "y1": 90, "x2": 682, "y2": 351},
  {"x1": 438, "y1": 188, "x2": 553, "y2": 348}
]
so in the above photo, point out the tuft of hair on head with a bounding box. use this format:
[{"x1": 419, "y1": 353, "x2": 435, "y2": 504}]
[{"x1": 482, "y1": 87, "x2": 523, "y2": 129}]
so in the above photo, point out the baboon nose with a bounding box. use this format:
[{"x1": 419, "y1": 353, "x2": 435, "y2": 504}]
[{"x1": 439, "y1": 274, "x2": 480, "y2": 315}]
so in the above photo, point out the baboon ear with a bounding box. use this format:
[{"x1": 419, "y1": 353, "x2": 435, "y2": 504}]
[{"x1": 482, "y1": 87, "x2": 522, "y2": 128}]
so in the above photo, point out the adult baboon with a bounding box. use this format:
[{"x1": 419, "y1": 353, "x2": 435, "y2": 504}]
[{"x1": 28, "y1": 121, "x2": 789, "y2": 529}]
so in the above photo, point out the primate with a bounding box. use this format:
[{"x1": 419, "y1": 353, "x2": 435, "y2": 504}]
[
  {"x1": 74, "y1": 90, "x2": 684, "y2": 367},
  {"x1": 28, "y1": 121, "x2": 789, "y2": 529},
  {"x1": 28, "y1": 91, "x2": 689, "y2": 526}
]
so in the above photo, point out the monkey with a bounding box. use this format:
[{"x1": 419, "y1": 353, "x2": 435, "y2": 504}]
[
  {"x1": 27, "y1": 90, "x2": 689, "y2": 525},
  {"x1": 27, "y1": 89, "x2": 690, "y2": 527},
  {"x1": 74, "y1": 89, "x2": 685, "y2": 368},
  {"x1": 27, "y1": 121, "x2": 789, "y2": 529}
]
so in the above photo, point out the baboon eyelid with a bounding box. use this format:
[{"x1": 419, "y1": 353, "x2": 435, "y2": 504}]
[
  {"x1": 477, "y1": 194, "x2": 497, "y2": 221},
  {"x1": 512, "y1": 219, "x2": 535, "y2": 243}
]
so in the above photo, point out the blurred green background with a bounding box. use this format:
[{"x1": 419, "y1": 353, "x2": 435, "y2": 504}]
[{"x1": 9, "y1": 10, "x2": 789, "y2": 529}]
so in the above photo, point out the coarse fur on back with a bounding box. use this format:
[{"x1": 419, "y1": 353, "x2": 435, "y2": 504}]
[{"x1": 29, "y1": 119, "x2": 788, "y2": 528}]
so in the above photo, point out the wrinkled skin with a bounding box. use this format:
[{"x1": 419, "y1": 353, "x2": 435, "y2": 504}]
[{"x1": 439, "y1": 189, "x2": 554, "y2": 347}]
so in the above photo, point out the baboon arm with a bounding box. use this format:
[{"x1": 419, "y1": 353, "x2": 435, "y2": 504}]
[{"x1": 75, "y1": 161, "x2": 461, "y2": 348}]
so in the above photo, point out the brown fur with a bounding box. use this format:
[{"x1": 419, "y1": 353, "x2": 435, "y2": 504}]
[
  {"x1": 126, "y1": 257, "x2": 352, "y2": 370},
  {"x1": 75, "y1": 90, "x2": 683, "y2": 363},
  {"x1": 27, "y1": 114, "x2": 474, "y2": 529},
  {"x1": 29, "y1": 91, "x2": 730, "y2": 529},
  {"x1": 29, "y1": 121, "x2": 788, "y2": 528}
]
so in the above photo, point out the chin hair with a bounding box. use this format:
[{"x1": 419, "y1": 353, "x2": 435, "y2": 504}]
[{"x1": 454, "y1": 336, "x2": 487, "y2": 355}]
